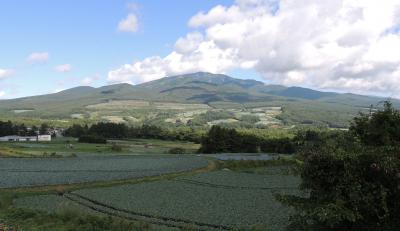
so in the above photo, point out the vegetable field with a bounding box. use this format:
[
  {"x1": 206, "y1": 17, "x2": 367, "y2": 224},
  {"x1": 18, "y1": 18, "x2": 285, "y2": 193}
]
[
  {"x1": 177, "y1": 169, "x2": 300, "y2": 189},
  {"x1": 0, "y1": 155, "x2": 208, "y2": 188},
  {"x1": 53, "y1": 169, "x2": 301, "y2": 230},
  {"x1": 14, "y1": 194, "x2": 97, "y2": 215}
]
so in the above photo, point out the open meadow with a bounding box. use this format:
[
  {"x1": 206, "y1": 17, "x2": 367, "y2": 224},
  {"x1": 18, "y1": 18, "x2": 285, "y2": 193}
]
[{"x1": 0, "y1": 138, "x2": 200, "y2": 157}]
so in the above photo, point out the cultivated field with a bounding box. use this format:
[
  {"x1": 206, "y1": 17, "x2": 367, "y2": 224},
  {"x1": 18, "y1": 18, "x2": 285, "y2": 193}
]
[
  {"x1": 86, "y1": 100, "x2": 210, "y2": 111},
  {"x1": 13, "y1": 165, "x2": 301, "y2": 230},
  {"x1": 0, "y1": 136, "x2": 301, "y2": 230},
  {"x1": 0, "y1": 155, "x2": 208, "y2": 188}
]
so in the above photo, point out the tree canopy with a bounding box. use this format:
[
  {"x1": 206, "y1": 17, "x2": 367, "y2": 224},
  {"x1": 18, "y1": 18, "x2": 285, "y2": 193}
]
[
  {"x1": 282, "y1": 101, "x2": 400, "y2": 230},
  {"x1": 350, "y1": 101, "x2": 400, "y2": 146}
]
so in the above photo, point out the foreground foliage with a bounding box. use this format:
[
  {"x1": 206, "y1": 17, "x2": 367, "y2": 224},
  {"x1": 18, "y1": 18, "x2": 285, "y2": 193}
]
[
  {"x1": 281, "y1": 151, "x2": 400, "y2": 231},
  {"x1": 0, "y1": 194, "x2": 155, "y2": 231},
  {"x1": 350, "y1": 101, "x2": 400, "y2": 146},
  {"x1": 281, "y1": 101, "x2": 400, "y2": 230}
]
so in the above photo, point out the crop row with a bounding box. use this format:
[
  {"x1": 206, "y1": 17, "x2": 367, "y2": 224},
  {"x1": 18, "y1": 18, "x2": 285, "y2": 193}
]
[
  {"x1": 0, "y1": 155, "x2": 208, "y2": 188},
  {"x1": 13, "y1": 165, "x2": 301, "y2": 230},
  {"x1": 73, "y1": 178, "x2": 298, "y2": 230},
  {"x1": 65, "y1": 192, "x2": 230, "y2": 230},
  {"x1": 177, "y1": 169, "x2": 301, "y2": 189}
]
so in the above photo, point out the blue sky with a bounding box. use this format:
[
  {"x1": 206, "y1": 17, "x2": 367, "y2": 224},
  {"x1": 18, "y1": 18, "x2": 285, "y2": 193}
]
[
  {"x1": 0, "y1": 0, "x2": 251, "y2": 98},
  {"x1": 1, "y1": 0, "x2": 400, "y2": 99}
]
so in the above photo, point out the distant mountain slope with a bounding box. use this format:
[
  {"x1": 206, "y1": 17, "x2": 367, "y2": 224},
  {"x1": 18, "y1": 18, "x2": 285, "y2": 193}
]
[
  {"x1": 270, "y1": 87, "x2": 338, "y2": 100},
  {"x1": 0, "y1": 72, "x2": 397, "y2": 127}
]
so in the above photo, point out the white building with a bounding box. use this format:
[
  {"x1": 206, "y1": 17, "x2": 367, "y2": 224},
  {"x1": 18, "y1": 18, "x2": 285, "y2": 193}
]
[
  {"x1": 38, "y1": 135, "x2": 52, "y2": 141},
  {"x1": 0, "y1": 135, "x2": 51, "y2": 142}
]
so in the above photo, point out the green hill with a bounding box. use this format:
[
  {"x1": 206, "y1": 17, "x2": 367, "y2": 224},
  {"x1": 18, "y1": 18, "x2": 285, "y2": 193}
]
[{"x1": 0, "y1": 72, "x2": 396, "y2": 128}]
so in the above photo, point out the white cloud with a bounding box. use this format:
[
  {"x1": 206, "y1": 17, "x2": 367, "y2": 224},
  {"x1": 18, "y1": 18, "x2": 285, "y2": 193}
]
[
  {"x1": 27, "y1": 52, "x2": 49, "y2": 63},
  {"x1": 81, "y1": 74, "x2": 101, "y2": 85},
  {"x1": 0, "y1": 91, "x2": 5, "y2": 98},
  {"x1": 53, "y1": 88, "x2": 66, "y2": 93},
  {"x1": 118, "y1": 14, "x2": 138, "y2": 33},
  {"x1": 0, "y1": 69, "x2": 14, "y2": 79},
  {"x1": 108, "y1": 0, "x2": 400, "y2": 97},
  {"x1": 174, "y1": 32, "x2": 204, "y2": 54},
  {"x1": 108, "y1": 40, "x2": 240, "y2": 84},
  {"x1": 54, "y1": 64, "x2": 72, "y2": 73},
  {"x1": 81, "y1": 77, "x2": 93, "y2": 85}
]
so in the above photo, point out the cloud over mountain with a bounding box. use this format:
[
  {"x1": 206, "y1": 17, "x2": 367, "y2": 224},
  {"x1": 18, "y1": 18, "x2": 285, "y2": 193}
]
[{"x1": 108, "y1": 0, "x2": 400, "y2": 97}]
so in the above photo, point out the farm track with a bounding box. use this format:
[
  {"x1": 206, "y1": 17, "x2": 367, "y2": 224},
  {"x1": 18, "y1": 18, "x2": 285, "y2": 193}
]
[
  {"x1": 175, "y1": 179, "x2": 299, "y2": 190},
  {"x1": 64, "y1": 192, "x2": 231, "y2": 231}
]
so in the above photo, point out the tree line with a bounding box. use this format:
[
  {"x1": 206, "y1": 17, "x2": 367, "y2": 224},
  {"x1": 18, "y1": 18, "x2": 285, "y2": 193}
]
[
  {"x1": 198, "y1": 126, "x2": 324, "y2": 154},
  {"x1": 63, "y1": 121, "x2": 299, "y2": 153},
  {"x1": 63, "y1": 123, "x2": 203, "y2": 143},
  {"x1": 0, "y1": 121, "x2": 51, "y2": 137}
]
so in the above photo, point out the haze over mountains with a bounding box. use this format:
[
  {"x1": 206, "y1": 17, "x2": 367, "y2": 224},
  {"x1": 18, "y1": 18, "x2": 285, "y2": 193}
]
[{"x1": 0, "y1": 72, "x2": 396, "y2": 128}]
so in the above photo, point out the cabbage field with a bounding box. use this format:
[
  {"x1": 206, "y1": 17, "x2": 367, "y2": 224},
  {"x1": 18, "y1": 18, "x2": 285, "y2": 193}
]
[
  {"x1": 56, "y1": 168, "x2": 302, "y2": 230},
  {"x1": 0, "y1": 155, "x2": 208, "y2": 188},
  {"x1": 14, "y1": 194, "x2": 97, "y2": 215},
  {"x1": 10, "y1": 157, "x2": 301, "y2": 230},
  {"x1": 176, "y1": 169, "x2": 300, "y2": 189}
]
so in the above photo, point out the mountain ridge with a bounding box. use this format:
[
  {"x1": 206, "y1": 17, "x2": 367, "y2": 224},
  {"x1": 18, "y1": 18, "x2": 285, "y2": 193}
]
[
  {"x1": 0, "y1": 72, "x2": 397, "y2": 128},
  {"x1": 2, "y1": 72, "x2": 388, "y2": 101}
]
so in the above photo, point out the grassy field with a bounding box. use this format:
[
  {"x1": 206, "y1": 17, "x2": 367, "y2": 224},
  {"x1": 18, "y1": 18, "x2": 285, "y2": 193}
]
[{"x1": 0, "y1": 138, "x2": 200, "y2": 157}]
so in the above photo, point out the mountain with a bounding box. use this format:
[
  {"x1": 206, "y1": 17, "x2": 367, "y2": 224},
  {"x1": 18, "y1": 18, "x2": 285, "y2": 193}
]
[{"x1": 0, "y1": 72, "x2": 396, "y2": 128}]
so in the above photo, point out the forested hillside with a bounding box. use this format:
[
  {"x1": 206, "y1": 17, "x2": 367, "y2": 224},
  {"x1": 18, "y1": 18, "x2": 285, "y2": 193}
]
[{"x1": 0, "y1": 72, "x2": 397, "y2": 128}]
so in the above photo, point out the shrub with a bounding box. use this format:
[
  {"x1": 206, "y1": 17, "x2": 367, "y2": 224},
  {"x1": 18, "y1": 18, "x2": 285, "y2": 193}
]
[
  {"x1": 350, "y1": 101, "x2": 400, "y2": 146},
  {"x1": 168, "y1": 147, "x2": 186, "y2": 154},
  {"x1": 78, "y1": 135, "x2": 106, "y2": 144},
  {"x1": 281, "y1": 151, "x2": 400, "y2": 231},
  {"x1": 55, "y1": 186, "x2": 66, "y2": 196},
  {"x1": 281, "y1": 103, "x2": 400, "y2": 230},
  {"x1": 260, "y1": 138, "x2": 296, "y2": 154},
  {"x1": 111, "y1": 143, "x2": 123, "y2": 152}
]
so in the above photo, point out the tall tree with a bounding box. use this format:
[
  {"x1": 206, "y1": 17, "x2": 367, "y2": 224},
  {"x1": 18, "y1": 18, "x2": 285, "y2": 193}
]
[{"x1": 350, "y1": 101, "x2": 400, "y2": 146}]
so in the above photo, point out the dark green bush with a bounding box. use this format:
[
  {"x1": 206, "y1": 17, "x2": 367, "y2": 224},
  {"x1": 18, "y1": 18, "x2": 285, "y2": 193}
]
[
  {"x1": 78, "y1": 135, "x2": 107, "y2": 144},
  {"x1": 111, "y1": 143, "x2": 123, "y2": 152},
  {"x1": 281, "y1": 101, "x2": 400, "y2": 230},
  {"x1": 168, "y1": 147, "x2": 186, "y2": 154},
  {"x1": 281, "y1": 151, "x2": 400, "y2": 231},
  {"x1": 260, "y1": 138, "x2": 296, "y2": 154},
  {"x1": 350, "y1": 101, "x2": 400, "y2": 146}
]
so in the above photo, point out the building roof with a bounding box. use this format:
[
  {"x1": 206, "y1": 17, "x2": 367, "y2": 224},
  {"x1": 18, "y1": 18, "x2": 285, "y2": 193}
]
[{"x1": 0, "y1": 135, "x2": 37, "y2": 139}]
